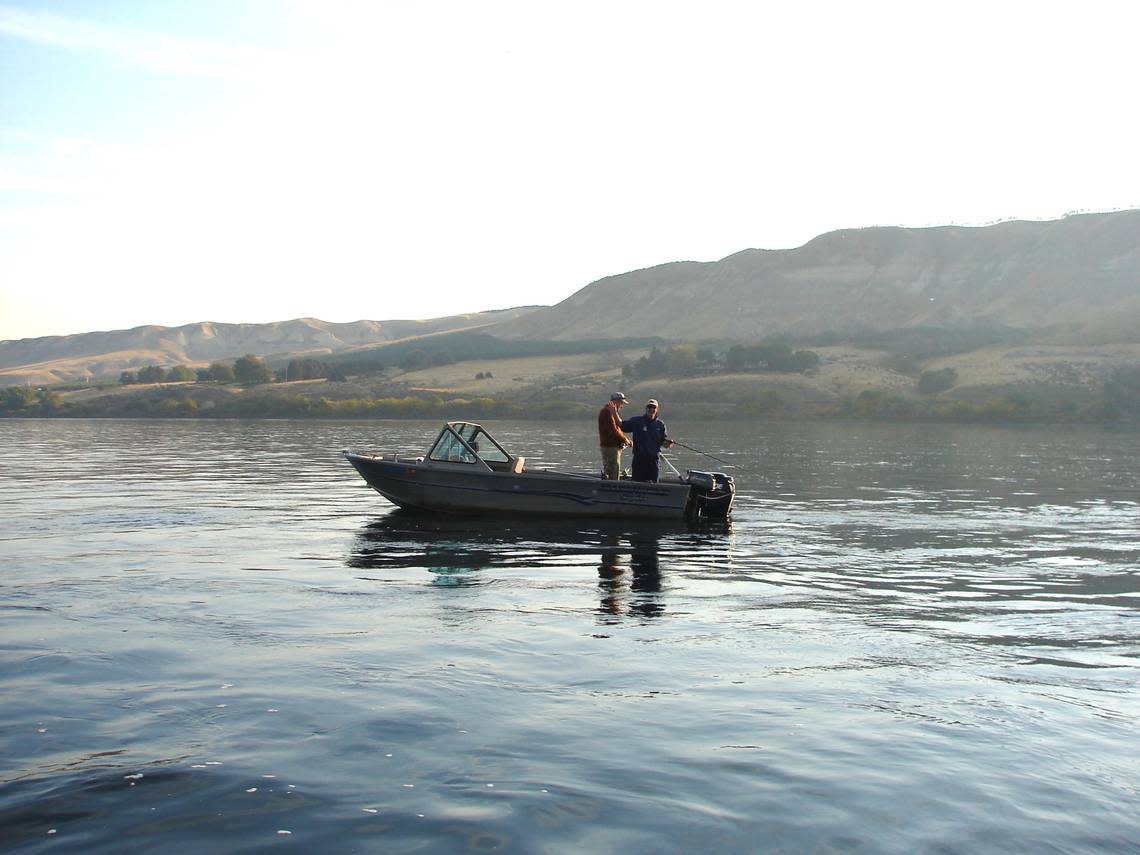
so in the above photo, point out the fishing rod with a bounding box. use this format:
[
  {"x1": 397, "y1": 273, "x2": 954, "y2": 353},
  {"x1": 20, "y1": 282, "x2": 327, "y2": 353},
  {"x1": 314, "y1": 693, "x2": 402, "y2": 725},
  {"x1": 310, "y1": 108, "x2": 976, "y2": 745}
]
[{"x1": 669, "y1": 440, "x2": 735, "y2": 468}]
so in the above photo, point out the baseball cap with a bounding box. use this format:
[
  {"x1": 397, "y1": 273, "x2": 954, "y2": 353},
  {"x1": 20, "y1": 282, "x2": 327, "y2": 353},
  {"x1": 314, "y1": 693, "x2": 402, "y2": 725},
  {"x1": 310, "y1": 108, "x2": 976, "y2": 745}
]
[
  {"x1": 611, "y1": 392, "x2": 628, "y2": 402},
  {"x1": 646, "y1": 399, "x2": 659, "y2": 407}
]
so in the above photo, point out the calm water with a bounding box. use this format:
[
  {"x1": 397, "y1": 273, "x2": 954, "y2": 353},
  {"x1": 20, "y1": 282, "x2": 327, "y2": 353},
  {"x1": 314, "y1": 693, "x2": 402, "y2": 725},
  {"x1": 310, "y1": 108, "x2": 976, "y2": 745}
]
[{"x1": 1, "y1": 418, "x2": 1138, "y2": 854}]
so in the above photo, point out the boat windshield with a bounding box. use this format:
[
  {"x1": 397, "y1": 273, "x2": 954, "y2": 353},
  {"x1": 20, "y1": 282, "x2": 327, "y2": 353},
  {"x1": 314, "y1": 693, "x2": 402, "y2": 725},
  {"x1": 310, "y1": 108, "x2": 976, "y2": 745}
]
[{"x1": 427, "y1": 422, "x2": 512, "y2": 465}]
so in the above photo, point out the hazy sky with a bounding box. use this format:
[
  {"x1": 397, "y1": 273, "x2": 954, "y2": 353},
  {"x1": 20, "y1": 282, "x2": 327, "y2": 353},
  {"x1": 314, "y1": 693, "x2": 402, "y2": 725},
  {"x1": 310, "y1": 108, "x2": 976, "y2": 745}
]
[{"x1": 2, "y1": 1, "x2": 1137, "y2": 341}]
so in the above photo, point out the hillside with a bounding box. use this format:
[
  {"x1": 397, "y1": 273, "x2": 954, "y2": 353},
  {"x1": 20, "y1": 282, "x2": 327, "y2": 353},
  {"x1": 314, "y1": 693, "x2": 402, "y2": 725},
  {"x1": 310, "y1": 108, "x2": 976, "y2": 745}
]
[
  {"x1": 0, "y1": 309, "x2": 538, "y2": 386},
  {"x1": 14, "y1": 337, "x2": 1138, "y2": 423},
  {"x1": 4, "y1": 209, "x2": 1138, "y2": 396},
  {"x1": 489, "y1": 210, "x2": 1140, "y2": 342}
]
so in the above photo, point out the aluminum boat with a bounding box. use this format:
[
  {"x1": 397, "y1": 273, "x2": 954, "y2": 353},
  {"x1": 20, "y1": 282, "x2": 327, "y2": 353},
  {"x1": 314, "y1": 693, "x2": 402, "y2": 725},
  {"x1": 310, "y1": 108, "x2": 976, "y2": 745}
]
[{"x1": 344, "y1": 421, "x2": 734, "y2": 520}]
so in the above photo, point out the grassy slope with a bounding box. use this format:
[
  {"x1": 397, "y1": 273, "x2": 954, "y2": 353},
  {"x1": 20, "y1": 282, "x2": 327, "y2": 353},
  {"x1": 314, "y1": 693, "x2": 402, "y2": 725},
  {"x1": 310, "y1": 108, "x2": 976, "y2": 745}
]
[{"x1": 38, "y1": 340, "x2": 1140, "y2": 419}]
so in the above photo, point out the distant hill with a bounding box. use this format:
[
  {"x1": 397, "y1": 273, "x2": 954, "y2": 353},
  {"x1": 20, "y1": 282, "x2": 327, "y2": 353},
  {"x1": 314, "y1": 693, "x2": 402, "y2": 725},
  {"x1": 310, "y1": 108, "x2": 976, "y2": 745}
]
[
  {"x1": 0, "y1": 309, "x2": 538, "y2": 386},
  {"x1": 5, "y1": 209, "x2": 1138, "y2": 389},
  {"x1": 489, "y1": 210, "x2": 1140, "y2": 342}
]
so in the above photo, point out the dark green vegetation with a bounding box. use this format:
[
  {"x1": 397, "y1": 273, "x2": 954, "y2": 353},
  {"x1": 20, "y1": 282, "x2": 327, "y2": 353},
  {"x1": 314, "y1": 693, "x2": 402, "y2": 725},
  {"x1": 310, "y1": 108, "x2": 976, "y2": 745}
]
[
  {"x1": 622, "y1": 342, "x2": 821, "y2": 380},
  {"x1": 5, "y1": 356, "x2": 1139, "y2": 423},
  {"x1": 621, "y1": 328, "x2": 1034, "y2": 386},
  {"x1": 918, "y1": 368, "x2": 960, "y2": 395},
  {"x1": 1102, "y1": 366, "x2": 1140, "y2": 420},
  {"x1": 848, "y1": 326, "x2": 1030, "y2": 376},
  {"x1": 1, "y1": 387, "x2": 541, "y2": 420},
  {"x1": 4, "y1": 316, "x2": 1140, "y2": 424},
  {"x1": 0, "y1": 385, "x2": 61, "y2": 415},
  {"x1": 123, "y1": 360, "x2": 237, "y2": 385},
  {"x1": 108, "y1": 334, "x2": 662, "y2": 387},
  {"x1": 327, "y1": 331, "x2": 660, "y2": 374}
]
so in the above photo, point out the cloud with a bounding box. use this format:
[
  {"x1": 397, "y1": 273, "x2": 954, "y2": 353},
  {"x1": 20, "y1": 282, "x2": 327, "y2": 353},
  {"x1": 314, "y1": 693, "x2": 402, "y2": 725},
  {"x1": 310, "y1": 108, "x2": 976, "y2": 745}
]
[{"x1": 0, "y1": 4, "x2": 273, "y2": 78}]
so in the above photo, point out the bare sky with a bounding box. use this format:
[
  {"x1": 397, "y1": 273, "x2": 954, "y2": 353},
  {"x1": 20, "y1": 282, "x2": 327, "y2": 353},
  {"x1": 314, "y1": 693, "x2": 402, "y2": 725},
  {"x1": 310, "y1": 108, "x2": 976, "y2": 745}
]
[{"x1": 2, "y1": 0, "x2": 1137, "y2": 341}]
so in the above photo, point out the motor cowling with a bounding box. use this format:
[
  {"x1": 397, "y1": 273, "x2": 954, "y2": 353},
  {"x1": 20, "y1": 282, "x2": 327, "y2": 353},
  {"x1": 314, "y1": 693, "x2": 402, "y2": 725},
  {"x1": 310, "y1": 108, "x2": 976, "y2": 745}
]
[{"x1": 686, "y1": 470, "x2": 735, "y2": 519}]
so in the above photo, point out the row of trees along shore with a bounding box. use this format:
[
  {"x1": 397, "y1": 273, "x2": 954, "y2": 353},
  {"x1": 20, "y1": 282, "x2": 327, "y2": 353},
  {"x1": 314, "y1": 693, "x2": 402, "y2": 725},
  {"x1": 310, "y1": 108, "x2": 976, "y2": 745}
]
[
  {"x1": 120, "y1": 354, "x2": 275, "y2": 386},
  {"x1": 119, "y1": 342, "x2": 827, "y2": 392},
  {"x1": 4, "y1": 333, "x2": 1140, "y2": 421},
  {"x1": 6, "y1": 382, "x2": 1140, "y2": 421},
  {"x1": 118, "y1": 355, "x2": 350, "y2": 387},
  {"x1": 622, "y1": 343, "x2": 821, "y2": 380}
]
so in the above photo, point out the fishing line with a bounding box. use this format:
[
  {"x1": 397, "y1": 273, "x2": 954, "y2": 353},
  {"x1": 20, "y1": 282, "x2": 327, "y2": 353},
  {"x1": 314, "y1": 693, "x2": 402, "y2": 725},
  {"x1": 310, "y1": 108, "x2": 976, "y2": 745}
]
[
  {"x1": 670, "y1": 440, "x2": 734, "y2": 468},
  {"x1": 660, "y1": 452, "x2": 684, "y2": 479}
]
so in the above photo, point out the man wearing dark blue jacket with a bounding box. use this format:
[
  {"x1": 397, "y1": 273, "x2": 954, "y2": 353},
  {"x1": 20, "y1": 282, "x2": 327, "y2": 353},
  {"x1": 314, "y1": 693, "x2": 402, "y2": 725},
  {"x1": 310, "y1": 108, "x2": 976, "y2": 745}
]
[{"x1": 621, "y1": 399, "x2": 675, "y2": 482}]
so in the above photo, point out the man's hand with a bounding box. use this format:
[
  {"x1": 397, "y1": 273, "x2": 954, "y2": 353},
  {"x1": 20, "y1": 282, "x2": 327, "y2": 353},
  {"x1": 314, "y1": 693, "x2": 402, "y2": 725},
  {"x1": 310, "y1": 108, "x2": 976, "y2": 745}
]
[{"x1": 663, "y1": 439, "x2": 675, "y2": 448}]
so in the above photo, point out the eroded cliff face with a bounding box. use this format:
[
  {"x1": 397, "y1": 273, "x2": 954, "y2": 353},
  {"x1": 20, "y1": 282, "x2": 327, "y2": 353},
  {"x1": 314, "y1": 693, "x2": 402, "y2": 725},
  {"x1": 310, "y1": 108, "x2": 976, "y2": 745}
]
[{"x1": 490, "y1": 210, "x2": 1140, "y2": 342}]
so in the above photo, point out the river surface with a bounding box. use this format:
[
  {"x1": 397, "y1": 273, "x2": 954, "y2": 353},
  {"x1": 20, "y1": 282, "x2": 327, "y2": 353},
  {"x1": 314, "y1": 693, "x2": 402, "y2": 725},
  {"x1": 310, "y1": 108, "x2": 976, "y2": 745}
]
[{"x1": 1, "y1": 418, "x2": 1138, "y2": 853}]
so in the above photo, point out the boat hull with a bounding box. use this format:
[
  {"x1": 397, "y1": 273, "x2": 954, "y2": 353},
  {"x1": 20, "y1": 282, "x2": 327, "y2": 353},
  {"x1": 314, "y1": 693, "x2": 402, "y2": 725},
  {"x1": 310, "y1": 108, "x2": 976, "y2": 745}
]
[{"x1": 344, "y1": 453, "x2": 693, "y2": 519}]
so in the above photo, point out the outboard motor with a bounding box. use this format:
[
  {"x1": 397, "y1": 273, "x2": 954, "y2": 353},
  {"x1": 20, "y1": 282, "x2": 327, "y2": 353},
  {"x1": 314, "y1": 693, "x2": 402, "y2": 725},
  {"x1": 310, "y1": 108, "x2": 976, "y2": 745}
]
[{"x1": 685, "y1": 470, "x2": 735, "y2": 519}]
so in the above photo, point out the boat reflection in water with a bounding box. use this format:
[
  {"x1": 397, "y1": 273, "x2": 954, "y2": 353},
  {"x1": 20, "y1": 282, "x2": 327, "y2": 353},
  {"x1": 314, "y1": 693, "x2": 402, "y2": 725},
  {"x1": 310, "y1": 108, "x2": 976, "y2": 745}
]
[{"x1": 346, "y1": 509, "x2": 732, "y2": 617}]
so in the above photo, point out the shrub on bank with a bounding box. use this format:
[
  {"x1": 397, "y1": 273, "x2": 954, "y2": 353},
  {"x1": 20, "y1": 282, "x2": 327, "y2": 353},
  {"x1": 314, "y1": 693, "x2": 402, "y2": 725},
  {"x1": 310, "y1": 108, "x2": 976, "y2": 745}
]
[
  {"x1": 0, "y1": 386, "x2": 61, "y2": 414},
  {"x1": 917, "y1": 368, "x2": 959, "y2": 394},
  {"x1": 5, "y1": 375, "x2": 1135, "y2": 424}
]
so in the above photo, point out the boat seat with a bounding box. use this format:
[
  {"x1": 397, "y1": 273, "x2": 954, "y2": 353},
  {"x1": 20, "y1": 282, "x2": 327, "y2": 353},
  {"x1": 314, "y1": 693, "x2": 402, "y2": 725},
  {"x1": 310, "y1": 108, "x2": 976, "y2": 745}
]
[{"x1": 511, "y1": 456, "x2": 525, "y2": 474}]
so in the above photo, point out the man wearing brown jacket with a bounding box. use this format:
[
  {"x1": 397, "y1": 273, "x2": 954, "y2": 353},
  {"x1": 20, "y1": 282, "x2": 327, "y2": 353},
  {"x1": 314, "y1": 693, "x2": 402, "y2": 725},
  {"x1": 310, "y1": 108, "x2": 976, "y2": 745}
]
[{"x1": 598, "y1": 392, "x2": 631, "y2": 479}]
